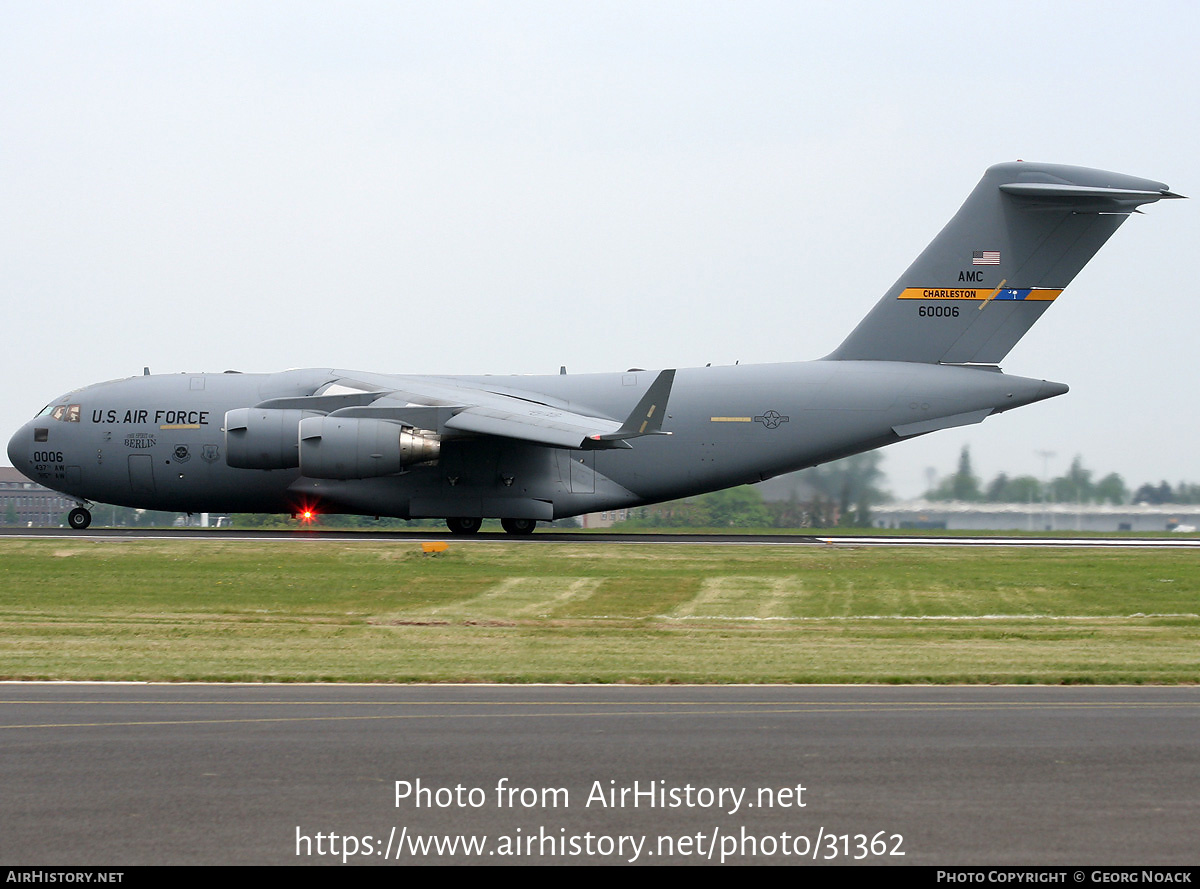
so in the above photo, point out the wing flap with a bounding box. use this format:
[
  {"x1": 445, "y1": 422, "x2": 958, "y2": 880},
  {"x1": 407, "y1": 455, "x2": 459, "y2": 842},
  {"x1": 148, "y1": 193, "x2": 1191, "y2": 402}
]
[{"x1": 443, "y1": 405, "x2": 623, "y2": 448}]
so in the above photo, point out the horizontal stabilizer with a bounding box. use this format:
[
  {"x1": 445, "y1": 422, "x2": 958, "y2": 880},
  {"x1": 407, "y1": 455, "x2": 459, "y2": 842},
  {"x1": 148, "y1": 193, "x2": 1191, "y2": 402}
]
[{"x1": 998, "y1": 182, "x2": 1185, "y2": 209}]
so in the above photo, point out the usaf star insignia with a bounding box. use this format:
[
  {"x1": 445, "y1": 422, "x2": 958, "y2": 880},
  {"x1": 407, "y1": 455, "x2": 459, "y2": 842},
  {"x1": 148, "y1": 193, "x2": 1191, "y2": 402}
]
[{"x1": 753, "y1": 410, "x2": 789, "y2": 429}]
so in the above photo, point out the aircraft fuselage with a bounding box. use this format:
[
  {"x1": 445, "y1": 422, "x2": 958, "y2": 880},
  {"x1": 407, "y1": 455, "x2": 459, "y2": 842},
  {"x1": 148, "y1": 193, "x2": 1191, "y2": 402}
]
[{"x1": 7, "y1": 361, "x2": 1063, "y2": 522}]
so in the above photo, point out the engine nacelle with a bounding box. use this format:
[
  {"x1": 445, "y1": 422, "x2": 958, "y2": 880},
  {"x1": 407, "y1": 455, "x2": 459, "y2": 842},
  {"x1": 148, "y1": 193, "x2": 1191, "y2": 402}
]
[
  {"x1": 225, "y1": 408, "x2": 320, "y2": 470},
  {"x1": 298, "y1": 416, "x2": 440, "y2": 480}
]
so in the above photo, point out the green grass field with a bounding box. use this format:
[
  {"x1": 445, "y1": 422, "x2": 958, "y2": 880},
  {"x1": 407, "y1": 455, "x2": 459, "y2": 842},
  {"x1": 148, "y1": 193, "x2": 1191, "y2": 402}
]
[{"x1": 0, "y1": 538, "x2": 1196, "y2": 683}]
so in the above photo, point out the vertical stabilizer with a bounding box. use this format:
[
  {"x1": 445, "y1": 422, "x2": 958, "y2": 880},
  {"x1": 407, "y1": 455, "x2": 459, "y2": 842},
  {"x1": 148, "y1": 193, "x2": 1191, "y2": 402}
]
[{"x1": 827, "y1": 162, "x2": 1181, "y2": 364}]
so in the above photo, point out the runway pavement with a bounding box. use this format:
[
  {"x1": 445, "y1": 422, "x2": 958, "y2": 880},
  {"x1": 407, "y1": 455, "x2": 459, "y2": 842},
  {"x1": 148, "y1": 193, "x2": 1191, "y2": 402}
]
[
  {"x1": 2, "y1": 684, "x2": 1197, "y2": 865},
  {"x1": 2, "y1": 526, "x2": 1199, "y2": 547}
]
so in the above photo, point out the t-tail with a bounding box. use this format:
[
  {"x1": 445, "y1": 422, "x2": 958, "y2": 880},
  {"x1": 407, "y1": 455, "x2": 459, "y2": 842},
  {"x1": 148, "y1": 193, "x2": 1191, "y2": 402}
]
[{"x1": 827, "y1": 161, "x2": 1182, "y2": 365}]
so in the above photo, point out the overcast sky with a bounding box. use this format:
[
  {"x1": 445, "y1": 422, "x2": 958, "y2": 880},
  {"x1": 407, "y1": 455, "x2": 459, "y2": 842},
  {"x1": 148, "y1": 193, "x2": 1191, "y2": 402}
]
[{"x1": 3, "y1": 1, "x2": 1195, "y2": 497}]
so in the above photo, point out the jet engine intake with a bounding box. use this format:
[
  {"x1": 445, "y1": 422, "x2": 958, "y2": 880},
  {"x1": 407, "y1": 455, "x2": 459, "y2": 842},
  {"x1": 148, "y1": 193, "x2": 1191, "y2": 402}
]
[
  {"x1": 298, "y1": 416, "x2": 440, "y2": 480},
  {"x1": 225, "y1": 408, "x2": 319, "y2": 470}
]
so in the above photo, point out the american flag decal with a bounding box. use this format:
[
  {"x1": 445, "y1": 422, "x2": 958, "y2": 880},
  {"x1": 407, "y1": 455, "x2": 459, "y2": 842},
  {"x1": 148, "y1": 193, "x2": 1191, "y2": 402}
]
[{"x1": 972, "y1": 250, "x2": 1000, "y2": 265}]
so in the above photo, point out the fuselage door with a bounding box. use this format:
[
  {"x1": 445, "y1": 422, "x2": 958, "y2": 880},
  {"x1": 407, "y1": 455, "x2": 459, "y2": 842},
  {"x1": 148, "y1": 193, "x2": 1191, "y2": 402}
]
[{"x1": 128, "y1": 454, "x2": 156, "y2": 495}]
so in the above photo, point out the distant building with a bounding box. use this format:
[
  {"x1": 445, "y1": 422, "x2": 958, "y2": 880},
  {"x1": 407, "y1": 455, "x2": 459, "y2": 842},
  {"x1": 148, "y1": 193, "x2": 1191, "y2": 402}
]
[
  {"x1": 874, "y1": 499, "x2": 1200, "y2": 533},
  {"x1": 580, "y1": 508, "x2": 633, "y2": 529},
  {"x1": 0, "y1": 467, "x2": 73, "y2": 527}
]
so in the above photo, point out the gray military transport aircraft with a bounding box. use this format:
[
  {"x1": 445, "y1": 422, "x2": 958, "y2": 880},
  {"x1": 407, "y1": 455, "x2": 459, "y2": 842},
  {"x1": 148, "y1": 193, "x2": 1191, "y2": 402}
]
[{"x1": 7, "y1": 162, "x2": 1182, "y2": 534}]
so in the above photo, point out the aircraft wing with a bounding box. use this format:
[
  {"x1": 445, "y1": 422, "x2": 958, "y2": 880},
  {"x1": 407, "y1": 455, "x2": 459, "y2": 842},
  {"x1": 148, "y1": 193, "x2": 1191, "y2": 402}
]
[
  {"x1": 283, "y1": 368, "x2": 676, "y2": 450},
  {"x1": 442, "y1": 368, "x2": 675, "y2": 449}
]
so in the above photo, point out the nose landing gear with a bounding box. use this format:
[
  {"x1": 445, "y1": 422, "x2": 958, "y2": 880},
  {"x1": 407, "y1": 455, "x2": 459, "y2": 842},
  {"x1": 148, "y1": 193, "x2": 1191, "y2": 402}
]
[{"x1": 68, "y1": 507, "x2": 92, "y2": 530}]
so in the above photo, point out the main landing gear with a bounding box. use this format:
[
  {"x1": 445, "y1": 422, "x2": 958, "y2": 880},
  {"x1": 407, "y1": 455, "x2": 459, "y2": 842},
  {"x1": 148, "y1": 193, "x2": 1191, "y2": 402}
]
[
  {"x1": 446, "y1": 517, "x2": 482, "y2": 535},
  {"x1": 444, "y1": 517, "x2": 539, "y2": 535},
  {"x1": 68, "y1": 507, "x2": 92, "y2": 530},
  {"x1": 500, "y1": 518, "x2": 537, "y2": 536}
]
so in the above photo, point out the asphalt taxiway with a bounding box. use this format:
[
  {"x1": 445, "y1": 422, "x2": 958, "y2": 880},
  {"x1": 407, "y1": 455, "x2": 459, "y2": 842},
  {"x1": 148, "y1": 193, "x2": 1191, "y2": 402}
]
[{"x1": 2, "y1": 684, "x2": 1197, "y2": 865}]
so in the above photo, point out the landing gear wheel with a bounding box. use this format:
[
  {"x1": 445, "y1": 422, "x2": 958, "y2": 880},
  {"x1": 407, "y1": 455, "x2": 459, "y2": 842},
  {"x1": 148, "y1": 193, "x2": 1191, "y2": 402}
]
[
  {"x1": 500, "y1": 518, "x2": 537, "y2": 536},
  {"x1": 68, "y1": 507, "x2": 92, "y2": 530},
  {"x1": 446, "y1": 517, "x2": 482, "y2": 535}
]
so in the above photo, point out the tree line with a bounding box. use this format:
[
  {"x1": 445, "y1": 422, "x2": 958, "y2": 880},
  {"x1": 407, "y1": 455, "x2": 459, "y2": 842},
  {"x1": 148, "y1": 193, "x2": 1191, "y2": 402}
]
[
  {"x1": 616, "y1": 452, "x2": 888, "y2": 529},
  {"x1": 924, "y1": 448, "x2": 1200, "y2": 505}
]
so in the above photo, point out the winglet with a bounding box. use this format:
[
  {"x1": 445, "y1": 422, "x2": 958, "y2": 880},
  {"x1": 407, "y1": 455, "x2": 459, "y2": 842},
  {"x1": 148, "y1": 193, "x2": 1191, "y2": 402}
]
[{"x1": 589, "y1": 369, "x2": 676, "y2": 444}]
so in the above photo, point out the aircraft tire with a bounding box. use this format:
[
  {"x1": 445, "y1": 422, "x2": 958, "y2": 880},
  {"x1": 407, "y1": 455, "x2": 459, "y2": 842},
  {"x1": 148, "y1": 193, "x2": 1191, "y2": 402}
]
[
  {"x1": 500, "y1": 518, "x2": 537, "y2": 535},
  {"x1": 68, "y1": 508, "x2": 92, "y2": 531},
  {"x1": 446, "y1": 517, "x2": 482, "y2": 535}
]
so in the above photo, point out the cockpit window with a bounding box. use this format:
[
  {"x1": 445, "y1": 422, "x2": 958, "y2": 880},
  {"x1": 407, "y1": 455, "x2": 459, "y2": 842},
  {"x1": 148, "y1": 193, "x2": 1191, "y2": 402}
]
[{"x1": 43, "y1": 404, "x2": 80, "y2": 422}]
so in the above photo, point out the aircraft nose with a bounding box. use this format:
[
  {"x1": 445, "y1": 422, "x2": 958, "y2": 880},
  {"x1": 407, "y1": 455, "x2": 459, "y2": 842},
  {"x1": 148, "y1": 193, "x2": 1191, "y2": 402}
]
[{"x1": 7, "y1": 424, "x2": 27, "y2": 470}]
